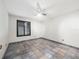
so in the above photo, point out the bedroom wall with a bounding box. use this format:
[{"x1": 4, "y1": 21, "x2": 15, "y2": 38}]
[
  {"x1": 8, "y1": 15, "x2": 45, "y2": 43},
  {"x1": 44, "y1": 11, "x2": 79, "y2": 48},
  {"x1": 0, "y1": 0, "x2": 9, "y2": 59}
]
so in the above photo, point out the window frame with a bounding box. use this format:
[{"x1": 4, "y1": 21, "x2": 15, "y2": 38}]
[{"x1": 17, "y1": 20, "x2": 31, "y2": 37}]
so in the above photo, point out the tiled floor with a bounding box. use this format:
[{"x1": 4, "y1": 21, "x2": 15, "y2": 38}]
[{"x1": 3, "y1": 38, "x2": 79, "y2": 59}]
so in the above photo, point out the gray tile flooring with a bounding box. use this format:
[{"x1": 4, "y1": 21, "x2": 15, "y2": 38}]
[{"x1": 3, "y1": 38, "x2": 79, "y2": 59}]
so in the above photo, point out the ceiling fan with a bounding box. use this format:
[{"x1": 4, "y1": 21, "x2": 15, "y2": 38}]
[{"x1": 34, "y1": 2, "x2": 48, "y2": 16}]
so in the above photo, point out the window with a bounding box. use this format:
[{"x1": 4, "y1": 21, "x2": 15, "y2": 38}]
[{"x1": 17, "y1": 20, "x2": 31, "y2": 37}]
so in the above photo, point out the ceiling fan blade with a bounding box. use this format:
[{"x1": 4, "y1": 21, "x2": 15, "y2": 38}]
[
  {"x1": 37, "y1": 2, "x2": 42, "y2": 12},
  {"x1": 33, "y1": 8, "x2": 41, "y2": 13}
]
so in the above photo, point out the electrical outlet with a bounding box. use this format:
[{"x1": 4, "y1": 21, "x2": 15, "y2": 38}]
[
  {"x1": 62, "y1": 39, "x2": 64, "y2": 41},
  {"x1": 5, "y1": 43, "x2": 8, "y2": 46}
]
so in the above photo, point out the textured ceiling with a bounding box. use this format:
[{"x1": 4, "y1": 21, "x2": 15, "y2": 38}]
[{"x1": 5, "y1": 0, "x2": 79, "y2": 18}]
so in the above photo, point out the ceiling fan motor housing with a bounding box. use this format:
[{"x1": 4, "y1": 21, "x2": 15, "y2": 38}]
[{"x1": 42, "y1": 13, "x2": 47, "y2": 16}]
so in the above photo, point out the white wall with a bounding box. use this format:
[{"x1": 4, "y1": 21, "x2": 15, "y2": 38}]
[
  {"x1": 44, "y1": 11, "x2": 79, "y2": 48},
  {"x1": 0, "y1": 0, "x2": 9, "y2": 59},
  {"x1": 8, "y1": 15, "x2": 45, "y2": 43}
]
